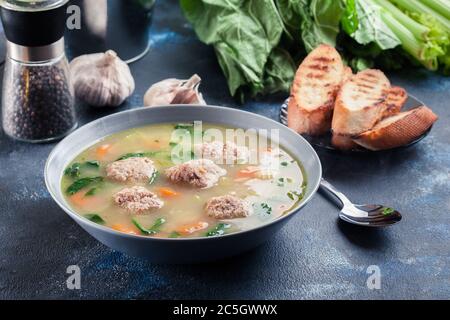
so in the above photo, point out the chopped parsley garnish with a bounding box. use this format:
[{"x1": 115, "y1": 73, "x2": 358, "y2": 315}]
[
  {"x1": 205, "y1": 223, "x2": 231, "y2": 237},
  {"x1": 261, "y1": 203, "x2": 273, "y2": 215},
  {"x1": 381, "y1": 207, "x2": 395, "y2": 216}
]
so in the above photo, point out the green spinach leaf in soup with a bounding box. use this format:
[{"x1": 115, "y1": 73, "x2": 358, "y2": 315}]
[
  {"x1": 133, "y1": 217, "x2": 166, "y2": 235},
  {"x1": 64, "y1": 160, "x2": 100, "y2": 178},
  {"x1": 66, "y1": 177, "x2": 103, "y2": 195},
  {"x1": 84, "y1": 214, "x2": 105, "y2": 225}
]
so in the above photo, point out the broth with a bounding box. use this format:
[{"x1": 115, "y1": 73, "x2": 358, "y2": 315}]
[{"x1": 61, "y1": 123, "x2": 307, "y2": 238}]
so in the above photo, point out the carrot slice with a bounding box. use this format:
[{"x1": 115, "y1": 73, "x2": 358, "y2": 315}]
[
  {"x1": 158, "y1": 187, "x2": 179, "y2": 197},
  {"x1": 69, "y1": 192, "x2": 107, "y2": 211},
  {"x1": 176, "y1": 222, "x2": 209, "y2": 235},
  {"x1": 111, "y1": 224, "x2": 137, "y2": 235},
  {"x1": 96, "y1": 144, "x2": 112, "y2": 159},
  {"x1": 236, "y1": 166, "x2": 259, "y2": 179},
  {"x1": 70, "y1": 192, "x2": 87, "y2": 206}
]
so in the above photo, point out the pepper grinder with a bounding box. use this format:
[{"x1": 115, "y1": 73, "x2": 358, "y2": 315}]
[{"x1": 0, "y1": 0, "x2": 76, "y2": 142}]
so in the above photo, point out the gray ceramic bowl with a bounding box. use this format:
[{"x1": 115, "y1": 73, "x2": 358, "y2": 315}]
[{"x1": 45, "y1": 105, "x2": 322, "y2": 263}]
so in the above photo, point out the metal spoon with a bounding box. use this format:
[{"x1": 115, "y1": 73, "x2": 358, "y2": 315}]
[{"x1": 319, "y1": 179, "x2": 402, "y2": 227}]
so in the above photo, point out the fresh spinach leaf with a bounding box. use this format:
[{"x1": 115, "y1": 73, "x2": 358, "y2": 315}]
[
  {"x1": 64, "y1": 161, "x2": 100, "y2": 178},
  {"x1": 84, "y1": 214, "x2": 105, "y2": 225},
  {"x1": 132, "y1": 217, "x2": 166, "y2": 235},
  {"x1": 180, "y1": 0, "x2": 288, "y2": 97},
  {"x1": 116, "y1": 150, "x2": 170, "y2": 161},
  {"x1": 66, "y1": 177, "x2": 103, "y2": 195},
  {"x1": 169, "y1": 231, "x2": 181, "y2": 238},
  {"x1": 351, "y1": 0, "x2": 400, "y2": 49},
  {"x1": 85, "y1": 187, "x2": 98, "y2": 196},
  {"x1": 300, "y1": 0, "x2": 345, "y2": 52},
  {"x1": 341, "y1": 0, "x2": 359, "y2": 34},
  {"x1": 85, "y1": 160, "x2": 100, "y2": 168},
  {"x1": 116, "y1": 152, "x2": 148, "y2": 161},
  {"x1": 64, "y1": 163, "x2": 82, "y2": 178}
]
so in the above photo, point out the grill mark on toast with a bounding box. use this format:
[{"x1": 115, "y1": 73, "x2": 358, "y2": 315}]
[
  {"x1": 313, "y1": 56, "x2": 334, "y2": 63},
  {"x1": 307, "y1": 64, "x2": 329, "y2": 71},
  {"x1": 306, "y1": 72, "x2": 326, "y2": 79}
]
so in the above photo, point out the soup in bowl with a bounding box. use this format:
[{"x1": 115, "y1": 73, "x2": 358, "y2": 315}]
[{"x1": 46, "y1": 106, "x2": 321, "y2": 263}]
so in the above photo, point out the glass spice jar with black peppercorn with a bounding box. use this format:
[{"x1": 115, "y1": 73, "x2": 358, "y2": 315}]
[{"x1": 0, "y1": 0, "x2": 76, "y2": 142}]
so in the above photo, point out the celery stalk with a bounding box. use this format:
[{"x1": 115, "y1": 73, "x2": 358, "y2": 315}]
[
  {"x1": 380, "y1": 8, "x2": 438, "y2": 70},
  {"x1": 420, "y1": 0, "x2": 450, "y2": 20},
  {"x1": 373, "y1": 0, "x2": 430, "y2": 40},
  {"x1": 391, "y1": 0, "x2": 450, "y2": 32}
]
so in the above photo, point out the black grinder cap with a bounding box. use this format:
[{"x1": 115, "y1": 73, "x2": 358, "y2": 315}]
[{"x1": 0, "y1": 0, "x2": 69, "y2": 47}]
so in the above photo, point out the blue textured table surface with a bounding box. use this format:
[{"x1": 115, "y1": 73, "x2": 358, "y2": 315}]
[{"x1": 0, "y1": 0, "x2": 449, "y2": 299}]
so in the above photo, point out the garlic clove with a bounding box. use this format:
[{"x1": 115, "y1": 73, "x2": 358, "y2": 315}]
[
  {"x1": 70, "y1": 50, "x2": 135, "y2": 107},
  {"x1": 143, "y1": 74, "x2": 207, "y2": 107},
  {"x1": 143, "y1": 78, "x2": 180, "y2": 107}
]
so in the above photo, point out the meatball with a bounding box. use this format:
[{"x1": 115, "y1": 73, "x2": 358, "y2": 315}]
[
  {"x1": 106, "y1": 157, "x2": 156, "y2": 183},
  {"x1": 205, "y1": 195, "x2": 253, "y2": 219},
  {"x1": 113, "y1": 186, "x2": 164, "y2": 214},
  {"x1": 194, "y1": 141, "x2": 249, "y2": 164},
  {"x1": 165, "y1": 159, "x2": 226, "y2": 189}
]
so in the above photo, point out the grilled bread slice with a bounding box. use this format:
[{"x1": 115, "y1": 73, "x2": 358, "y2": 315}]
[
  {"x1": 342, "y1": 66, "x2": 353, "y2": 84},
  {"x1": 354, "y1": 106, "x2": 438, "y2": 151},
  {"x1": 331, "y1": 134, "x2": 358, "y2": 150},
  {"x1": 288, "y1": 44, "x2": 345, "y2": 136},
  {"x1": 382, "y1": 86, "x2": 408, "y2": 118},
  {"x1": 332, "y1": 69, "x2": 391, "y2": 137}
]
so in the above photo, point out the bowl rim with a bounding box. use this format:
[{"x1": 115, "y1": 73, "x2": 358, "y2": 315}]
[{"x1": 44, "y1": 104, "x2": 322, "y2": 242}]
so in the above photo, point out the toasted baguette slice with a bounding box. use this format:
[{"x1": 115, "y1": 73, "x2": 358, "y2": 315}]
[
  {"x1": 331, "y1": 134, "x2": 358, "y2": 150},
  {"x1": 332, "y1": 69, "x2": 391, "y2": 136},
  {"x1": 288, "y1": 44, "x2": 344, "y2": 136},
  {"x1": 342, "y1": 66, "x2": 353, "y2": 84},
  {"x1": 382, "y1": 86, "x2": 408, "y2": 118},
  {"x1": 354, "y1": 106, "x2": 438, "y2": 151}
]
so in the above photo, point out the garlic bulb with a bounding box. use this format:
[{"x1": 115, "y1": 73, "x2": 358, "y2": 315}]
[
  {"x1": 70, "y1": 50, "x2": 135, "y2": 107},
  {"x1": 144, "y1": 74, "x2": 206, "y2": 107}
]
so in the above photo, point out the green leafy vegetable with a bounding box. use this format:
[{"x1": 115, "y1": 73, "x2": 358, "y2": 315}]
[
  {"x1": 287, "y1": 190, "x2": 304, "y2": 201},
  {"x1": 351, "y1": 0, "x2": 401, "y2": 49},
  {"x1": 149, "y1": 171, "x2": 159, "y2": 185},
  {"x1": 169, "y1": 231, "x2": 181, "y2": 238},
  {"x1": 300, "y1": 0, "x2": 345, "y2": 52},
  {"x1": 391, "y1": 0, "x2": 450, "y2": 32},
  {"x1": 205, "y1": 223, "x2": 231, "y2": 237},
  {"x1": 85, "y1": 187, "x2": 98, "y2": 196},
  {"x1": 132, "y1": 217, "x2": 166, "y2": 235},
  {"x1": 66, "y1": 177, "x2": 103, "y2": 195},
  {"x1": 181, "y1": 0, "x2": 450, "y2": 98},
  {"x1": 261, "y1": 203, "x2": 273, "y2": 215},
  {"x1": 64, "y1": 161, "x2": 100, "y2": 178},
  {"x1": 116, "y1": 150, "x2": 170, "y2": 162},
  {"x1": 381, "y1": 207, "x2": 395, "y2": 216},
  {"x1": 181, "y1": 0, "x2": 291, "y2": 98},
  {"x1": 341, "y1": 0, "x2": 359, "y2": 34},
  {"x1": 116, "y1": 152, "x2": 148, "y2": 161},
  {"x1": 64, "y1": 163, "x2": 81, "y2": 178},
  {"x1": 84, "y1": 214, "x2": 105, "y2": 225},
  {"x1": 85, "y1": 160, "x2": 100, "y2": 168}
]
